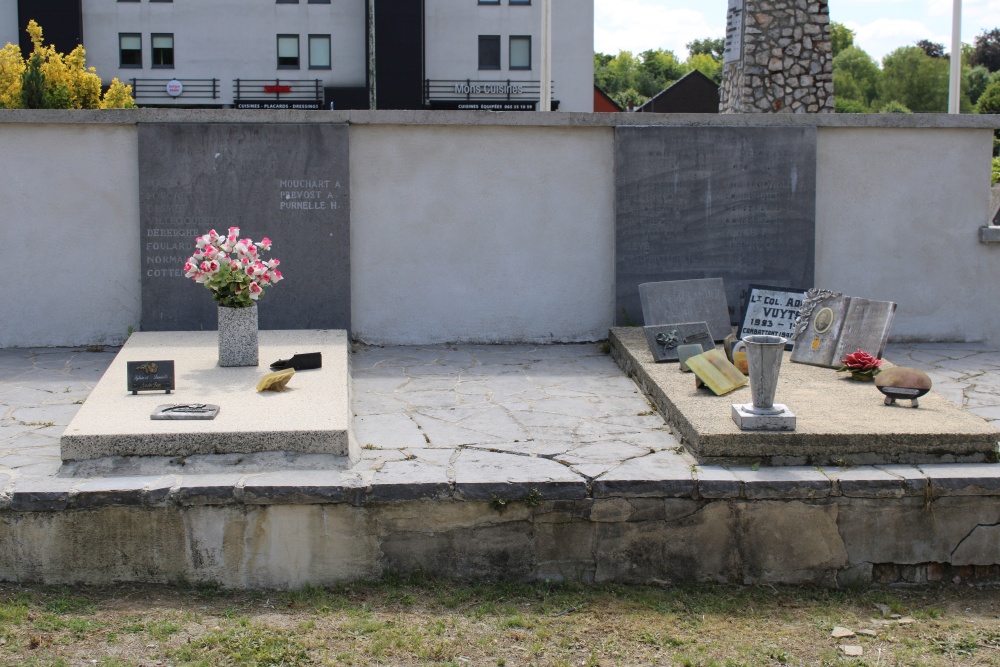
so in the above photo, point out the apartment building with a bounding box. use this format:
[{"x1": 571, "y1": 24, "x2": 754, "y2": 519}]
[{"x1": 1, "y1": 0, "x2": 593, "y2": 111}]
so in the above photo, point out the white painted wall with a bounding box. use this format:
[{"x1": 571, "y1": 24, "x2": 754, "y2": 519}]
[
  {"x1": 350, "y1": 124, "x2": 615, "y2": 343},
  {"x1": 0, "y1": 0, "x2": 17, "y2": 49},
  {"x1": 423, "y1": 0, "x2": 593, "y2": 112},
  {"x1": 0, "y1": 123, "x2": 141, "y2": 347},
  {"x1": 80, "y1": 0, "x2": 367, "y2": 106},
  {"x1": 0, "y1": 115, "x2": 997, "y2": 348},
  {"x1": 816, "y1": 128, "x2": 996, "y2": 343}
]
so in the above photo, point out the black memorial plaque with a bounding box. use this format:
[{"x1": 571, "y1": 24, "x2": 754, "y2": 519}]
[
  {"x1": 139, "y1": 123, "x2": 350, "y2": 332},
  {"x1": 127, "y1": 360, "x2": 175, "y2": 394},
  {"x1": 615, "y1": 126, "x2": 816, "y2": 329}
]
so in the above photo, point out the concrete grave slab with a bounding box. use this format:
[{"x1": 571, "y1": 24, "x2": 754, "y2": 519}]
[
  {"x1": 610, "y1": 327, "x2": 1000, "y2": 466},
  {"x1": 616, "y1": 126, "x2": 816, "y2": 328},
  {"x1": 60, "y1": 330, "x2": 355, "y2": 462},
  {"x1": 139, "y1": 123, "x2": 350, "y2": 332}
]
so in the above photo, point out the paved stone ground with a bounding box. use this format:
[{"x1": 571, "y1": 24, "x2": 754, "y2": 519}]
[{"x1": 0, "y1": 341, "x2": 998, "y2": 508}]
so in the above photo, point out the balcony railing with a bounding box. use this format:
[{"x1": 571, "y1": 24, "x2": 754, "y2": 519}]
[
  {"x1": 129, "y1": 78, "x2": 219, "y2": 100},
  {"x1": 233, "y1": 79, "x2": 323, "y2": 109}
]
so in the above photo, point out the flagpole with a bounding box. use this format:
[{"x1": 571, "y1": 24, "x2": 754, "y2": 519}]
[
  {"x1": 948, "y1": 0, "x2": 961, "y2": 114},
  {"x1": 540, "y1": 0, "x2": 551, "y2": 111}
]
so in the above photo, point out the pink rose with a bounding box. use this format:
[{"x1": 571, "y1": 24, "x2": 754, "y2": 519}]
[{"x1": 840, "y1": 350, "x2": 882, "y2": 371}]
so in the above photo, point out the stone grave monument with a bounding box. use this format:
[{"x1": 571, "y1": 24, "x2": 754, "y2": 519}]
[
  {"x1": 616, "y1": 127, "x2": 816, "y2": 327},
  {"x1": 139, "y1": 123, "x2": 351, "y2": 332},
  {"x1": 720, "y1": 0, "x2": 834, "y2": 113}
]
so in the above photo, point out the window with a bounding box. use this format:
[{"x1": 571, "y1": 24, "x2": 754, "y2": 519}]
[
  {"x1": 119, "y1": 33, "x2": 142, "y2": 67},
  {"x1": 309, "y1": 35, "x2": 331, "y2": 69},
  {"x1": 152, "y1": 33, "x2": 174, "y2": 68},
  {"x1": 509, "y1": 0, "x2": 531, "y2": 4},
  {"x1": 277, "y1": 35, "x2": 300, "y2": 68},
  {"x1": 509, "y1": 36, "x2": 530, "y2": 69},
  {"x1": 117, "y1": 0, "x2": 140, "y2": 3},
  {"x1": 308, "y1": 0, "x2": 332, "y2": 3},
  {"x1": 478, "y1": 35, "x2": 500, "y2": 70},
  {"x1": 276, "y1": 0, "x2": 299, "y2": 3},
  {"x1": 149, "y1": 0, "x2": 173, "y2": 3},
  {"x1": 478, "y1": 0, "x2": 500, "y2": 4}
]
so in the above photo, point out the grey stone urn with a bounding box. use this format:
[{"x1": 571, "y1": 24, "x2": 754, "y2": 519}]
[{"x1": 218, "y1": 304, "x2": 259, "y2": 367}]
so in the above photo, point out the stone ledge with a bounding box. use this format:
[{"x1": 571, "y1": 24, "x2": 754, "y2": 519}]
[
  {"x1": 242, "y1": 471, "x2": 366, "y2": 505},
  {"x1": 980, "y1": 226, "x2": 1000, "y2": 243},
  {"x1": 3, "y1": 462, "x2": 1000, "y2": 508},
  {"x1": 3, "y1": 108, "x2": 1000, "y2": 130},
  {"x1": 10, "y1": 479, "x2": 77, "y2": 512}
]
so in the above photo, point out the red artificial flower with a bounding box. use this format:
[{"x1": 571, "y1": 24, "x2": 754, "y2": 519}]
[{"x1": 840, "y1": 349, "x2": 882, "y2": 371}]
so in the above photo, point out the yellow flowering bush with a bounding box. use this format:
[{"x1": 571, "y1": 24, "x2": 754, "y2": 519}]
[
  {"x1": 100, "y1": 78, "x2": 137, "y2": 109},
  {"x1": 0, "y1": 42, "x2": 24, "y2": 108},
  {"x1": 0, "y1": 20, "x2": 134, "y2": 109}
]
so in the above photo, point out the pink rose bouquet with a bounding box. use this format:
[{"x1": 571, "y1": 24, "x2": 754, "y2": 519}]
[{"x1": 183, "y1": 227, "x2": 283, "y2": 308}]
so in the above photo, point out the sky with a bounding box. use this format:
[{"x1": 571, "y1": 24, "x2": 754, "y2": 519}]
[{"x1": 595, "y1": 0, "x2": 1000, "y2": 63}]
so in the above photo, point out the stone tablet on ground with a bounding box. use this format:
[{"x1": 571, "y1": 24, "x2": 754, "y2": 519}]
[
  {"x1": 616, "y1": 126, "x2": 816, "y2": 328},
  {"x1": 139, "y1": 123, "x2": 351, "y2": 332},
  {"x1": 639, "y1": 279, "x2": 732, "y2": 342},
  {"x1": 790, "y1": 289, "x2": 896, "y2": 368}
]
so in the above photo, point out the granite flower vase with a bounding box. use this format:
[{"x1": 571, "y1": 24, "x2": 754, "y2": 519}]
[
  {"x1": 218, "y1": 304, "x2": 259, "y2": 367},
  {"x1": 742, "y1": 335, "x2": 786, "y2": 415}
]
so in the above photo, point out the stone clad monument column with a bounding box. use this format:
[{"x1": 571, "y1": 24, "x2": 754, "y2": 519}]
[{"x1": 719, "y1": 0, "x2": 834, "y2": 113}]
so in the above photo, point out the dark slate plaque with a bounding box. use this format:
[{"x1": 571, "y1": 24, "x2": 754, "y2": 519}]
[
  {"x1": 639, "y1": 278, "x2": 732, "y2": 342},
  {"x1": 615, "y1": 126, "x2": 816, "y2": 329},
  {"x1": 139, "y1": 123, "x2": 350, "y2": 332}
]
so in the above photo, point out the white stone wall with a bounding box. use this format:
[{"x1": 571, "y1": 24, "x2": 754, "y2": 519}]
[
  {"x1": 350, "y1": 124, "x2": 615, "y2": 344},
  {"x1": 80, "y1": 0, "x2": 368, "y2": 106},
  {"x1": 0, "y1": 0, "x2": 18, "y2": 49},
  {"x1": 0, "y1": 113, "x2": 997, "y2": 348},
  {"x1": 0, "y1": 123, "x2": 141, "y2": 347},
  {"x1": 424, "y1": 0, "x2": 594, "y2": 112},
  {"x1": 816, "y1": 127, "x2": 995, "y2": 343}
]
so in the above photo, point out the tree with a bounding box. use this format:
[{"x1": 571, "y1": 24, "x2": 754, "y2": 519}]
[
  {"x1": 686, "y1": 52, "x2": 722, "y2": 84},
  {"x1": 978, "y1": 79, "x2": 1000, "y2": 114},
  {"x1": 880, "y1": 46, "x2": 970, "y2": 113},
  {"x1": 636, "y1": 48, "x2": 687, "y2": 97},
  {"x1": 970, "y1": 28, "x2": 1000, "y2": 72},
  {"x1": 1, "y1": 20, "x2": 134, "y2": 109},
  {"x1": 915, "y1": 39, "x2": 946, "y2": 59},
  {"x1": 594, "y1": 50, "x2": 641, "y2": 98},
  {"x1": 830, "y1": 22, "x2": 855, "y2": 58},
  {"x1": 834, "y1": 97, "x2": 870, "y2": 113},
  {"x1": 686, "y1": 37, "x2": 724, "y2": 61},
  {"x1": 965, "y1": 65, "x2": 992, "y2": 106},
  {"x1": 612, "y1": 88, "x2": 647, "y2": 110},
  {"x1": 595, "y1": 48, "x2": 691, "y2": 102},
  {"x1": 877, "y1": 100, "x2": 912, "y2": 114},
  {"x1": 833, "y1": 46, "x2": 881, "y2": 108},
  {"x1": 20, "y1": 51, "x2": 45, "y2": 108}
]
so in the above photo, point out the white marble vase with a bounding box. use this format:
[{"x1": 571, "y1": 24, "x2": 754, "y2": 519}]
[{"x1": 218, "y1": 304, "x2": 259, "y2": 367}]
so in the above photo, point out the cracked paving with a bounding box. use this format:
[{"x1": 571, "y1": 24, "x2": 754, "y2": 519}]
[{"x1": 352, "y1": 343, "x2": 692, "y2": 487}]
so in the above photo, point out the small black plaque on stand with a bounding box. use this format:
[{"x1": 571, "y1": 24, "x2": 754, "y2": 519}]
[{"x1": 127, "y1": 360, "x2": 175, "y2": 394}]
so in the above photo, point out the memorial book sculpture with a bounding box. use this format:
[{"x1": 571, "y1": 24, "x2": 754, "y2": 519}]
[{"x1": 789, "y1": 288, "x2": 896, "y2": 369}]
